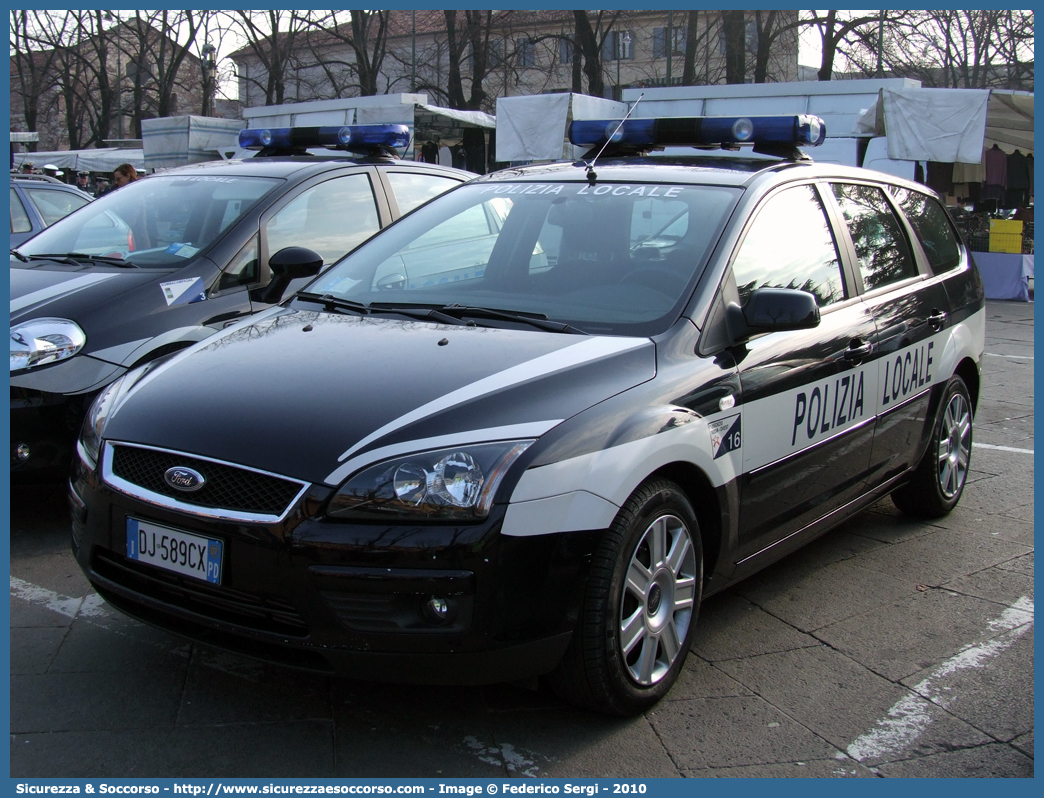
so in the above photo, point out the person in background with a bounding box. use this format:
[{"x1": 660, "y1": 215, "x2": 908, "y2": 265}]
[
  {"x1": 75, "y1": 171, "x2": 91, "y2": 193},
  {"x1": 97, "y1": 163, "x2": 139, "y2": 197}
]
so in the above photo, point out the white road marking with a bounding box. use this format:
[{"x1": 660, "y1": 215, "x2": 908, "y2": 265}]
[
  {"x1": 984, "y1": 353, "x2": 1033, "y2": 360},
  {"x1": 974, "y1": 443, "x2": 1034, "y2": 455},
  {"x1": 844, "y1": 597, "x2": 1034, "y2": 763},
  {"x1": 9, "y1": 576, "x2": 110, "y2": 618}
]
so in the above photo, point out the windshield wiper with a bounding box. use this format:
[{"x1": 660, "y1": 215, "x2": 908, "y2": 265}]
[
  {"x1": 368, "y1": 303, "x2": 470, "y2": 326},
  {"x1": 27, "y1": 253, "x2": 137, "y2": 267},
  {"x1": 10, "y1": 249, "x2": 28, "y2": 262},
  {"x1": 439, "y1": 304, "x2": 587, "y2": 334},
  {"x1": 296, "y1": 291, "x2": 370, "y2": 315}
]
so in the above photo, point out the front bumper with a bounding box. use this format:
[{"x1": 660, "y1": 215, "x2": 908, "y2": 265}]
[
  {"x1": 11, "y1": 388, "x2": 92, "y2": 474},
  {"x1": 70, "y1": 455, "x2": 600, "y2": 684}
]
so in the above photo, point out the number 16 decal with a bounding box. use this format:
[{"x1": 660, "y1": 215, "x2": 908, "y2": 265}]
[{"x1": 709, "y1": 414, "x2": 742, "y2": 460}]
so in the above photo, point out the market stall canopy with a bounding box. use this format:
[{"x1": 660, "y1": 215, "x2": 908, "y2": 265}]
[
  {"x1": 142, "y1": 115, "x2": 245, "y2": 169},
  {"x1": 853, "y1": 87, "x2": 1033, "y2": 162},
  {"x1": 496, "y1": 93, "x2": 628, "y2": 161},
  {"x1": 11, "y1": 148, "x2": 145, "y2": 173}
]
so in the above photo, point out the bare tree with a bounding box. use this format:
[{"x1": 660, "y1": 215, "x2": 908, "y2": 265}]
[
  {"x1": 116, "y1": 11, "x2": 206, "y2": 136},
  {"x1": 572, "y1": 10, "x2": 624, "y2": 98},
  {"x1": 230, "y1": 11, "x2": 316, "y2": 106},
  {"x1": 845, "y1": 10, "x2": 1035, "y2": 90},
  {"x1": 300, "y1": 11, "x2": 391, "y2": 99},
  {"x1": 9, "y1": 10, "x2": 66, "y2": 148},
  {"x1": 804, "y1": 10, "x2": 893, "y2": 81},
  {"x1": 720, "y1": 11, "x2": 746, "y2": 84}
]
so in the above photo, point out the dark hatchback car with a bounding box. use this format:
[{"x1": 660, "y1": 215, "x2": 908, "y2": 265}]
[
  {"x1": 69, "y1": 115, "x2": 984, "y2": 715},
  {"x1": 10, "y1": 175, "x2": 94, "y2": 247},
  {"x1": 11, "y1": 125, "x2": 472, "y2": 475}
]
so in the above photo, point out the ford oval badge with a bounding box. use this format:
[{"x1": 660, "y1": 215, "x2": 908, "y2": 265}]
[{"x1": 164, "y1": 466, "x2": 206, "y2": 492}]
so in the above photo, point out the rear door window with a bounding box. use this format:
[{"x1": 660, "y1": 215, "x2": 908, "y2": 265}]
[
  {"x1": 831, "y1": 183, "x2": 919, "y2": 291},
  {"x1": 890, "y1": 188, "x2": 962, "y2": 273}
]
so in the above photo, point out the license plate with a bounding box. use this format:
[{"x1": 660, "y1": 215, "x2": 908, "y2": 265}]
[{"x1": 126, "y1": 518, "x2": 223, "y2": 585}]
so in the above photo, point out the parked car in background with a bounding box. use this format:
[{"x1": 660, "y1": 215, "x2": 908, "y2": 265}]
[
  {"x1": 11, "y1": 124, "x2": 472, "y2": 476},
  {"x1": 67, "y1": 114, "x2": 985, "y2": 714},
  {"x1": 10, "y1": 174, "x2": 94, "y2": 247}
]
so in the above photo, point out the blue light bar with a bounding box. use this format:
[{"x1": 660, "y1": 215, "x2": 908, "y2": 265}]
[
  {"x1": 238, "y1": 124, "x2": 411, "y2": 152},
  {"x1": 569, "y1": 115, "x2": 827, "y2": 148}
]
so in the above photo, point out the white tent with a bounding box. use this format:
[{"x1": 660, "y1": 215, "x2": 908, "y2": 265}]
[
  {"x1": 854, "y1": 87, "x2": 1033, "y2": 161},
  {"x1": 11, "y1": 148, "x2": 145, "y2": 173}
]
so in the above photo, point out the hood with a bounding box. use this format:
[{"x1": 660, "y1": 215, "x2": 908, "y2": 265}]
[
  {"x1": 103, "y1": 308, "x2": 657, "y2": 486},
  {"x1": 10, "y1": 264, "x2": 164, "y2": 325}
]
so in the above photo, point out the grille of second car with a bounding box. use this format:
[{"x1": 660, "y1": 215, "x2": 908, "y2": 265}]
[{"x1": 111, "y1": 444, "x2": 303, "y2": 517}]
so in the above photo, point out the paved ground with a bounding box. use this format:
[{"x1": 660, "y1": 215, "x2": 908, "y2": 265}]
[{"x1": 9, "y1": 300, "x2": 1034, "y2": 779}]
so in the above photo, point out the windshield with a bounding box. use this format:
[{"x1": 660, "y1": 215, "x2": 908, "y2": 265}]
[
  {"x1": 305, "y1": 181, "x2": 738, "y2": 336},
  {"x1": 15, "y1": 174, "x2": 281, "y2": 267}
]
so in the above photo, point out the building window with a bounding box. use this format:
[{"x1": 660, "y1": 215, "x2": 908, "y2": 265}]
[
  {"x1": 559, "y1": 38, "x2": 576, "y2": 65},
  {"x1": 746, "y1": 20, "x2": 759, "y2": 52},
  {"x1": 602, "y1": 30, "x2": 633, "y2": 61},
  {"x1": 517, "y1": 38, "x2": 537, "y2": 67},
  {"x1": 653, "y1": 27, "x2": 686, "y2": 58}
]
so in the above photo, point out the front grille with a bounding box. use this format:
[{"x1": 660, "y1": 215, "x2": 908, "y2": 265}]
[
  {"x1": 110, "y1": 444, "x2": 303, "y2": 517},
  {"x1": 93, "y1": 549, "x2": 309, "y2": 637}
]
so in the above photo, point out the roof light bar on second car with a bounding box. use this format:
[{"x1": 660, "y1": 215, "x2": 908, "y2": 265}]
[
  {"x1": 238, "y1": 124, "x2": 411, "y2": 152},
  {"x1": 569, "y1": 115, "x2": 827, "y2": 149}
]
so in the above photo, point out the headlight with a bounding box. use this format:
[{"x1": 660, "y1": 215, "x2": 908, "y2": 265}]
[
  {"x1": 78, "y1": 363, "x2": 155, "y2": 467},
  {"x1": 326, "y1": 441, "x2": 533, "y2": 521},
  {"x1": 11, "y1": 317, "x2": 86, "y2": 372}
]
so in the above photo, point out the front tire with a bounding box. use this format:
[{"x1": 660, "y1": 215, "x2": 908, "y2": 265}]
[
  {"x1": 892, "y1": 375, "x2": 973, "y2": 518},
  {"x1": 549, "y1": 478, "x2": 703, "y2": 716}
]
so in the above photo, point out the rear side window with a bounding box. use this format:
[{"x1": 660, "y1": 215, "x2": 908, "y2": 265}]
[
  {"x1": 732, "y1": 185, "x2": 845, "y2": 308},
  {"x1": 890, "y1": 188, "x2": 962, "y2": 273},
  {"x1": 11, "y1": 189, "x2": 32, "y2": 233},
  {"x1": 831, "y1": 183, "x2": 918, "y2": 292}
]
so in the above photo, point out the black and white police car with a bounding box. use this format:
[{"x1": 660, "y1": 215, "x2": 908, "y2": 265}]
[
  {"x1": 11, "y1": 125, "x2": 471, "y2": 475},
  {"x1": 69, "y1": 114, "x2": 984, "y2": 715}
]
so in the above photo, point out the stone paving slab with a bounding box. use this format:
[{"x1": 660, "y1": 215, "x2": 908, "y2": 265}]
[
  {"x1": 11, "y1": 723, "x2": 335, "y2": 778},
  {"x1": 716, "y1": 646, "x2": 994, "y2": 767},
  {"x1": 647, "y1": 694, "x2": 840, "y2": 769},
  {"x1": 873, "y1": 743, "x2": 1034, "y2": 778}
]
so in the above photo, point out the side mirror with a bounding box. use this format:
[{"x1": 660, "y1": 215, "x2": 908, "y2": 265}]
[
  {"x1": 726, "y1": 287, "x2": 821, "y2": 342},
  {"x1": 261, "y1": 246, "x2": 324, "y2": 303}
]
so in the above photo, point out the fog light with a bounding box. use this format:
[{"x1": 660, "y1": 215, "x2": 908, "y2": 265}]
[
  {"x1": 422, "y1": 596, "x2": 450, "y2": 624},
  {"x1": 15, "y1": 443, "x2": 30, "y2": 462}
]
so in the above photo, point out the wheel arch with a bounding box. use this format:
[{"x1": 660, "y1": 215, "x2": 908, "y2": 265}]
[
  {"x1": 954, "y1": 356, "x2": 980, "y2": 412},
  {"x1": 645, "y1": 461, "x2": 723, "y2": 586}
]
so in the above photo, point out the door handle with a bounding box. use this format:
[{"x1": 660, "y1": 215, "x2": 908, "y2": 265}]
[
  {"x1": 927, "y1": 310, "x2": 947, "y2": 331},
  {"x1": 844, "y1": 341, "x2": 874, "y2": 361}
]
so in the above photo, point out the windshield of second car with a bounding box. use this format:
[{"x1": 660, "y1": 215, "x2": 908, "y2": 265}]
[
  {"x1": 15, "y1": 174, "x2": 280, "y2": 267},
  {"x1": 306, "y1": 181, "x2": 738, "y2": 336}
]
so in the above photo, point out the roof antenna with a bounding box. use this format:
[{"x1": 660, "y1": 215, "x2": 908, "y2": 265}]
[{"x1": 585, "y1": 93, "x2": 644, "y2": 184}]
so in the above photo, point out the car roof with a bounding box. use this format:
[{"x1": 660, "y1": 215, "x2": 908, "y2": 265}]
[
  {"x1": 139, "y1": 156, "x2": 472, "y2": 181},
  {"x1": 472, "y1": 153, "x2": 927, "y2": 193}
]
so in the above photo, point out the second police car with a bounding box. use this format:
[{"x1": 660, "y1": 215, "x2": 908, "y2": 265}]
[
  {"x1": 69, "y1": 114, "x2": 984, "y2": 716},
  {"x1": 11, "y1": 125, "x2": 471, "y2": 475}
]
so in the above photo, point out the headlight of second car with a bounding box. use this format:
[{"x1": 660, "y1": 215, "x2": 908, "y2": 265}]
[
  {"x1": 10, "y1": 317, "x2": 86, "y2": 372},
  {"x1": 78, "y1": 363, "x2": 155, "y2": 468},
  {"x1": 326, "y1": 441, "x2": 533, "y2": 521}
]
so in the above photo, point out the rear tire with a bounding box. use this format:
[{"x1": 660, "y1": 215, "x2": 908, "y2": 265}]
[
  {"x1": 548, "y1": 478, "x2": 702, "y2": 716},
  {"x1": 892, "y1": 376, "x2": 973, "y2": 518}
]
